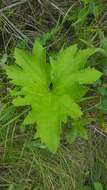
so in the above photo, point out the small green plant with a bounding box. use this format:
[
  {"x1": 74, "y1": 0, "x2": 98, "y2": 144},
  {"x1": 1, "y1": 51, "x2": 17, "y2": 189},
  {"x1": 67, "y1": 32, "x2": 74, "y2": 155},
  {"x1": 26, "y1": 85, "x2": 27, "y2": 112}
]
[
  {"x1": 6, "y1": 40, "x2": 102, "y2": 153},
  {"x1": 94, "y1": 182, "x2": 103, "y2": 190},
  {"x1": 98, "y1": 87, "x2": 107, "y2": 113}
]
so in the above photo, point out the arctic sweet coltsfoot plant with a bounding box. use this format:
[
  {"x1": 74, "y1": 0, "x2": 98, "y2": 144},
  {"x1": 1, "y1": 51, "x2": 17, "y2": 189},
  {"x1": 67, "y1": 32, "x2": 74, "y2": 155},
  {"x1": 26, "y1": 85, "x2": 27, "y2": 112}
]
[{"x1": 6, "y1": 40, "x2": 102, "y2": 153}]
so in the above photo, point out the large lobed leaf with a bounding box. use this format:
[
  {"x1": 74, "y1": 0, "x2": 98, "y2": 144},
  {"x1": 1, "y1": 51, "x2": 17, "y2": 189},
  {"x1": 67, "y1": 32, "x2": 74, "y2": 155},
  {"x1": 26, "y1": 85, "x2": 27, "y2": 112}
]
[{"x1": 6, "y1": 41, "x2": 102, "y2": 153}]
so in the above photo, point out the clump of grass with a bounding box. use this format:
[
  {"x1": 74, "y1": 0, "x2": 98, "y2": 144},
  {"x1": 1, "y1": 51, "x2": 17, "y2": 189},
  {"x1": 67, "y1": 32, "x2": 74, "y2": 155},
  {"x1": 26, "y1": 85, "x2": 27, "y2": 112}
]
[{"x1": 0, "y1": 128, "x2": 107, "y2": 190}]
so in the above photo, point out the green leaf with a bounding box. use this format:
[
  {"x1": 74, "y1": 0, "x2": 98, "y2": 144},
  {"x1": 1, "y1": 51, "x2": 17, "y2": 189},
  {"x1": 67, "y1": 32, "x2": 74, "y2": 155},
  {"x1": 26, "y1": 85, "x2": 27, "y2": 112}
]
[
  {"x1": 81, "y1": 0, "x2": 90, "y2": 5},
  {"x1": 66, "y1": 118, "x2": 89, "y2": 144},
  {"x1": 98, "y1": 97, "x2": 107, "y2": 113},
  {"x1": 98, "y1": 87, "x2": 107, "y2": 96},
  {"x1": 73, "y1": 119, "x2": 88, "y2": 140},
  {"x1": 66, "y1": 127, "x2": 78, "y2": 144},
  {"x1": 6, "y1": 41, "x2": 102, "y2": 153},
  {"x1": 94, "y1": 182, "x2": 103, "y2": 190},
  {"x1": 51, "y1": 46, "x2": 102, "y2": 91},
  {"x1": 8, "y1": 184, "x2": 15, "y2": 190}
]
